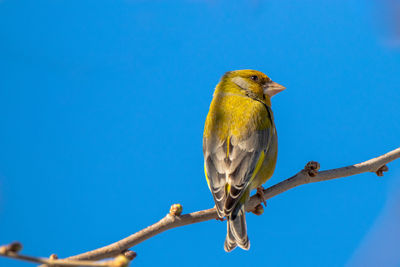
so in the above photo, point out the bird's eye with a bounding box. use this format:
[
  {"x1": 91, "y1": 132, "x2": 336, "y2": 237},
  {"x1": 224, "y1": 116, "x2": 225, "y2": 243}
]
[{"x1": 250, "y1": 75, "x2": 259, "y2": 81}]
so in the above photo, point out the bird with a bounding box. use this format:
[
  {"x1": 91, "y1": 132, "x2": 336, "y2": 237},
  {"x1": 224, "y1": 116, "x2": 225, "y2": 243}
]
[{"x1": 203, "y1": 69, "x2": 285, "y2": 252}]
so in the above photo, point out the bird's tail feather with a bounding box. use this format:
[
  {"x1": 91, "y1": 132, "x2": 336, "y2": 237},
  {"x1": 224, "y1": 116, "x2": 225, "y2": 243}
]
[{"x1": 224, "y1": 204, "x2": 250, "y2": 252}]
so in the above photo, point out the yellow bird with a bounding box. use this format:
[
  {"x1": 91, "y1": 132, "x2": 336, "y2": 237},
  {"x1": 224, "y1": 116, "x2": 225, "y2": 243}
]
[{"x1": 203, "y1": 70, "x2": 285, "y2": 252}]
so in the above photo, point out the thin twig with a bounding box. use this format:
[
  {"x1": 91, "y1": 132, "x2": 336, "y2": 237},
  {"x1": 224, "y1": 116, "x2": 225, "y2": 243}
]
[
  {"x1": 0, "y1": 241, "x2": 130, "y2": 267},
  {"x1": 61, "y1": 147, "x2": 400, "y2": 261},
  {"x1": 0, "y1": 251, "x2": 114, "y2": 267}
]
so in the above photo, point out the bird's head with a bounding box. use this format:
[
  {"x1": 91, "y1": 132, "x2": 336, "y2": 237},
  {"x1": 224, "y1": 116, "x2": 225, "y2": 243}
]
[{"x1": 218, "y1": 69, "x2": 286, "y2": 105}]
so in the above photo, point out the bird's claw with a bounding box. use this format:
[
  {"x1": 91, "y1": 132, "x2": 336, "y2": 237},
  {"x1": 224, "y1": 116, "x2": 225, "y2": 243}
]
[
  {"x1": 256, "y1": 186, "x2": 267, "y2": 207},
  {"x1": 252, "y1": 204, "x2": 264, "y2": 215},
  {"x1": 375, "y1": 165, "x2": 389, "y2": 176}
]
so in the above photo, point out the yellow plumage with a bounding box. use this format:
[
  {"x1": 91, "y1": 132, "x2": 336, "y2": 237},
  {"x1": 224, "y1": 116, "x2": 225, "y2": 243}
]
[{"x1": 203, "y1": 70, "x2": 285, "y2": 252}]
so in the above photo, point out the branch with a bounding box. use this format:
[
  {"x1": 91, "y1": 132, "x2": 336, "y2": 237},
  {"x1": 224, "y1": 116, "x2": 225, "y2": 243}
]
[
  {"x1": 0, "y1": 242, "x2": 132, "y2": 267},
  {"x1": 62, "y1": 147, "x2": 400, "y2": 261}
]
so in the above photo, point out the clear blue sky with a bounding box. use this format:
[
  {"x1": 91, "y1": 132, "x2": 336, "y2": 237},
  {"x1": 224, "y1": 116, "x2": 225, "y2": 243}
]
[{"x1": 1, "y1": 1, "x2": 400, "y2": 266}]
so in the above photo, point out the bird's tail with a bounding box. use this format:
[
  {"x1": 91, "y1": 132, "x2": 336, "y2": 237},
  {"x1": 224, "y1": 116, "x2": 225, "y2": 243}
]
[{"x1": 224, "y1": 204, "x2": 250, "y2": 252}]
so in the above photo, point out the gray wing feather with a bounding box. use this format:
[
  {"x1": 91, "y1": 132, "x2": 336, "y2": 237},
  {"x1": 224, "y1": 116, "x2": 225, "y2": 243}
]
[
  {"x1": 204, "y1": 138, "x2": 228, "y2": 217},
  {"x1": 204, "y1": 127, "x2": 272, "y2": 218},
  {"x1": 223, "y1": 130, "x2": 271, "y2": 214}
]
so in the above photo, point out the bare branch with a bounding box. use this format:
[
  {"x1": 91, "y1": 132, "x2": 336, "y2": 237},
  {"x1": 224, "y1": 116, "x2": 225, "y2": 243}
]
[
  {"x1": 61, "y1": 147, "x2": 400, "y2": 262},
  {"x1": 247, "y1": 147, "x2": 400, "y2": 208},
  {"x1": 0, "y1": 242, "x2": 131, "y2": 267},
  {"x1": 66, "y1": 207, "x2": 217, "y2": 261}
]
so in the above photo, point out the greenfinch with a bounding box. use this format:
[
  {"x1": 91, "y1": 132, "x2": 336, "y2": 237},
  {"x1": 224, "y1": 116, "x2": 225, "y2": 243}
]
[{"x1": 203, "y1": 70, "x2": 285, "y2": 252}]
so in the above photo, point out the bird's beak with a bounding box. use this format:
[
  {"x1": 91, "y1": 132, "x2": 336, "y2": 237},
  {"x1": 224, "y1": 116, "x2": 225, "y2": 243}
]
[{"x1": 263, "y1": 81, "x2": 286, "y2": 97}]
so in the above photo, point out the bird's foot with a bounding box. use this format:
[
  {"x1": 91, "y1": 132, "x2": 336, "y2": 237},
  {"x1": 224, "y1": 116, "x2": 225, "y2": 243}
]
[
  {"x1": 252, "y1": 204, "x2": 264, "y2": 216},
  {"x1": 256, "y1": 186, "x2": 267, "y2": 207}
]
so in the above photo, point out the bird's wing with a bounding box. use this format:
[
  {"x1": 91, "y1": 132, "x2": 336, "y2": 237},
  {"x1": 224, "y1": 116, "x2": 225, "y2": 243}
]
[
  {"x1": 223, "y1": 129, "x2": 271, "y2": 215},
  {"x1": 204, "y1": 137, "x2": 228, "y2": 218},
  {"x1": 204, "y1": 126, "x2": 272, "y2": 218}
]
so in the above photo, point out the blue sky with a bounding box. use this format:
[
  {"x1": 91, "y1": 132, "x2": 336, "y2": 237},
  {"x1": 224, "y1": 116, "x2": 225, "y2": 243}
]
[{"x1": 1, "y1": 1, "x2": 400, "y2": 266}]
